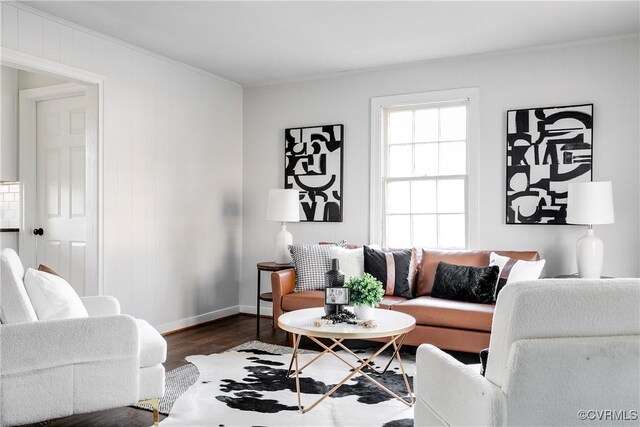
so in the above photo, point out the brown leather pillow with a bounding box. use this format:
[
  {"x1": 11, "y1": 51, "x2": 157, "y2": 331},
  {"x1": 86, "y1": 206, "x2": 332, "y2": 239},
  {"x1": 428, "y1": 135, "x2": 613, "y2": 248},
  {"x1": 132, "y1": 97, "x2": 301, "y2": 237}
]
[{"x1": 38, "y1": 264, "x2": 62, "y2": 278}]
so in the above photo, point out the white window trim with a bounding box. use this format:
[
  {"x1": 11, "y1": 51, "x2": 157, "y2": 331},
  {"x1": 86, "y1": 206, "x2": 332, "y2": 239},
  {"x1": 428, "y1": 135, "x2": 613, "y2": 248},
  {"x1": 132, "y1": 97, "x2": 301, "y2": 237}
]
[{"x1": 370, "y1": 87, "x2": 479, "y2": 248}]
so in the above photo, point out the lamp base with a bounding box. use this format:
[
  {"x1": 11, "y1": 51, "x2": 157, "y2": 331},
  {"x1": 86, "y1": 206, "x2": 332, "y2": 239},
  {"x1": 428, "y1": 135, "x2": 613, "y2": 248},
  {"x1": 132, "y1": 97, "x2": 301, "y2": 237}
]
[
  {"x1": 274, "y1": 224, "x2": 293, "y2": 264},
  {"x1": 576, "y1": 228, "x2": 603, "y2": 279}
]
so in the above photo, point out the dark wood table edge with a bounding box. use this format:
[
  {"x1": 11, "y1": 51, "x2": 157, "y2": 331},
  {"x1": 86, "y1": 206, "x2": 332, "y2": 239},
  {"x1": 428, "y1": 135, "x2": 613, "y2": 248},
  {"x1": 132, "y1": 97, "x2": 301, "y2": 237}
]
[{"x1": 256, "y1": 262, "x2": 294, "y2": 335}]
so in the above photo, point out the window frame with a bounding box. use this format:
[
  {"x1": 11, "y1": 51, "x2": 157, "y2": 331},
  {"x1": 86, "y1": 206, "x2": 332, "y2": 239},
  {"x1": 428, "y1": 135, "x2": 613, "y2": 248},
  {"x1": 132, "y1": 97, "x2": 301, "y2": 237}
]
[{"x1": 370, "y1": 88, "x2": 479, "y2": 249}]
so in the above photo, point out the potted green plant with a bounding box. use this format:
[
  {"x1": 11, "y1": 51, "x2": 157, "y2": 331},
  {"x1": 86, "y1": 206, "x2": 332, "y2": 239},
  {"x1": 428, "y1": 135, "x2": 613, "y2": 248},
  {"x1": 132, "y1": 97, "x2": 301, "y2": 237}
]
[{"x1": 344, "y1": 273, "x2": 385, "y2": 320}]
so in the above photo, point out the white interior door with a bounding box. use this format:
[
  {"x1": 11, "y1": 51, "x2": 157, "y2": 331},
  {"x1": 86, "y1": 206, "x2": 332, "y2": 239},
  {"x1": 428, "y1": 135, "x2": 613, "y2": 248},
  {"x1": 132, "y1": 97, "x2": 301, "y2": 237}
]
[{"x1": 35, "y1": 95, "x2": 87, "y2": 295}]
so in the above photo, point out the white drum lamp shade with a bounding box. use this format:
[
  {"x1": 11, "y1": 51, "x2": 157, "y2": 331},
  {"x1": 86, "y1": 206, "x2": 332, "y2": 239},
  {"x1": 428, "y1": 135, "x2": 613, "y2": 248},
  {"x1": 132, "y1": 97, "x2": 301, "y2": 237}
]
[
  {"x1": 566, "y1": 181, "x2": 615, "y2": 279},
  {"x1": 266, "y1": 189, "x2": 300, "y2": 264}
]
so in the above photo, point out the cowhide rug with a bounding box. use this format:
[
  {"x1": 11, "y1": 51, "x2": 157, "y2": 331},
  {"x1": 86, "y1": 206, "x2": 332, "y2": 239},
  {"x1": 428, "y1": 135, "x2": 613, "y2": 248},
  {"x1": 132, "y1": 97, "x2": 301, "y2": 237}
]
[{"x1": 160, "y1": 341, "x2": 414, "y2": 426}]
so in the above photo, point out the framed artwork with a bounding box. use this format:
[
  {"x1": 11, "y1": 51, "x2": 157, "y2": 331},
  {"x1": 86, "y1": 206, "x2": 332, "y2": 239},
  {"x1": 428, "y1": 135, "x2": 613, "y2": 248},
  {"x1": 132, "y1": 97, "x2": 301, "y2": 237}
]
[
  {"x1": 324, "y1": 287, "x2": 350, "y2": 305},
  {"x1": 284, "y1": 124, "x2": 344, "y2": 222},
  {"x1": 506, "y1": 104, "x2": 593, "y2": 225}
]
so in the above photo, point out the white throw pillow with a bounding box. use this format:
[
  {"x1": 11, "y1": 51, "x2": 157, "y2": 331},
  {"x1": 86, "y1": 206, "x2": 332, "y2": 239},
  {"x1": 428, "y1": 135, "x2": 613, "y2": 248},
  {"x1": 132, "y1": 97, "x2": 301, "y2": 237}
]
[
  {"x1": 328, "y1": 246, "x2": 364, "y2": 282},
  {"x1": 490, "y1": 252, "x2": 546, "y2": 299},
  {"x1": 23, "y1": 268, "x2": 89, "y2": 320}
]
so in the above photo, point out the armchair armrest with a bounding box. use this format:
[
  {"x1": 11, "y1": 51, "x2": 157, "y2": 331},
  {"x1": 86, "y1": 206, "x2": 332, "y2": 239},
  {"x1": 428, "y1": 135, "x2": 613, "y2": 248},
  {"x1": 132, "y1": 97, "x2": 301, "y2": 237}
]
[
  {"x1": 271, "y1": 269, "x2": 295, "y2": 330},
  {"x1": 0, "y1": 315, "x2": 138, "y2": 376},
  {"x1": 416, "y1": 344, "x2": 506, "y2": 426},
  {"x1": 81, "y1": 295, "x2": 121, "y2": 316}
]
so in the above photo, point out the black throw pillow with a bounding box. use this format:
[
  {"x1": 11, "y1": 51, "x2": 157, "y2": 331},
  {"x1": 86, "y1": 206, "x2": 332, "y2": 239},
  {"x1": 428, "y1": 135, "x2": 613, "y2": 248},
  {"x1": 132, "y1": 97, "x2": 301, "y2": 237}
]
[
  {"x1": 479, "y1": 348, "x2": 489, "y2": 376},
  {"x1": 431, "y1": 262, "x2": 499, "y2": 304},
  {"x1": 363, "y1": 245, "x2": 413, "y2": 298}
]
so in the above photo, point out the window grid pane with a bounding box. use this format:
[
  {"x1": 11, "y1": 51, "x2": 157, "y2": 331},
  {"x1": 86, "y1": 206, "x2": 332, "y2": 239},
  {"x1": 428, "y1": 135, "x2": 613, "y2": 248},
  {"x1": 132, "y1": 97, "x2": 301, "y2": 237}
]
[{"x1": 383, "y1": 102, "x2": 467, "y2": 249}]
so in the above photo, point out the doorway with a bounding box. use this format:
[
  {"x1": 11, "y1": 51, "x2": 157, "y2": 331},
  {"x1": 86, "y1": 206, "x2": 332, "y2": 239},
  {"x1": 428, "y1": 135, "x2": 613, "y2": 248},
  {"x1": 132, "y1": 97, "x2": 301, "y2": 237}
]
[
  {"x1": 1, "y1": 49, "x2": 104, "y2": 296},
  {"x1": 19, "y1": 81, "x2": 98, "y2": 296}
]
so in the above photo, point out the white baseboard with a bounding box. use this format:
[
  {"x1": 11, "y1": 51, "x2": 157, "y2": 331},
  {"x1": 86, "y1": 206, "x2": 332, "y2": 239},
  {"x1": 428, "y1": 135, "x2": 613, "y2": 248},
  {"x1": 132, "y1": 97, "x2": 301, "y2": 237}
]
[
  {"x1": 240, "y1": 305, "x2": 273, "y2": 317},
  {"x1": 156, "y1": 305, "x2": 241, "y2": 334}
]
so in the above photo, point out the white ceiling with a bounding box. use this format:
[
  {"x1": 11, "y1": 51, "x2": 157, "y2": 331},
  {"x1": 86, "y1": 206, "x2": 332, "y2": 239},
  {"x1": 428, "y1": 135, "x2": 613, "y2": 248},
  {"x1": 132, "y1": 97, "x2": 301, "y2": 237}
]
[{"x1": 23, "y1": 1, "x2": 640, "y2": 87}]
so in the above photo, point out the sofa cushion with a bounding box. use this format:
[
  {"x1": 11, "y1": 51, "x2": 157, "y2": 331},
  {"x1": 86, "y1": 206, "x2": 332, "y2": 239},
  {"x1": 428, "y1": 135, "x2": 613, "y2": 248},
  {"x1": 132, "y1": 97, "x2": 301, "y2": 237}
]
[
  {"x1": 489, "y1": 252, "x2": 546, "y2": 299},
  {"x1": 136, "y1": 319, "x2": 167, "y2": 368},
  {"x1": 282, "y1": 290, "x2": 324, "y2": 311},
  {"x1": 392, "y1": 296, "x2": 495, "y2": 332},
  {"x1": 328, "y1": 246, "x2": 364, "y2": 281},
  {"x1": 378, "y1": 295, "x2": 408, "y2": 309},
  {"x1": 416, "y1": 249, "x2": 541, "y2": 297},
  {"x1": 289, "y1": 244, "x2": 332, "y2": 292},
  {"x1": 364, "y1": 246, "x2": 415, "y2": 298},
  {"x1": 431, "y1": 262, "x2": 499, "y2": 304},
  {"x1": 282, "y1": 291, "x2": 407, "y2": 312}
]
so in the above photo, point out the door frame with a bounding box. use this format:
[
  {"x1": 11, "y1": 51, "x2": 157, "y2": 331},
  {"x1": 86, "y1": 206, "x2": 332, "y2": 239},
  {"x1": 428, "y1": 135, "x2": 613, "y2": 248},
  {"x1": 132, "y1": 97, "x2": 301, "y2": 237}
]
[{"x1": 2, "y1": 47, "x2": 105, "y2": 296}]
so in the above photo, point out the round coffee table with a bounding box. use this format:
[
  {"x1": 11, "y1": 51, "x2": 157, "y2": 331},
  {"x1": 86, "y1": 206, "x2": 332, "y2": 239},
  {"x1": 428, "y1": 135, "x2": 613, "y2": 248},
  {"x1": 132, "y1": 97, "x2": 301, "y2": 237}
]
[{"x1": 278, "y1": 307, "x2": 416, "y2": 413}]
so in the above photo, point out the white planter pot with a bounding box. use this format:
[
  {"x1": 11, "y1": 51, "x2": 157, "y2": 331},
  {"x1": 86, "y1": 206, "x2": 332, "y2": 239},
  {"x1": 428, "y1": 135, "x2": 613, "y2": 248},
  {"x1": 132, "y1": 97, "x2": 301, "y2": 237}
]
[{"x1": 354, "y1": 305, "x2": 375, "y2": 320}]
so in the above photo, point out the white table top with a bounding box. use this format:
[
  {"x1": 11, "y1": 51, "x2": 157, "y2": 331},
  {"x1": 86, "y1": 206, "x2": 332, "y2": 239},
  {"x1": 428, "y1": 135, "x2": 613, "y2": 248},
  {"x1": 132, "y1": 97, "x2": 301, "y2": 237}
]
[{"x1": 278, "y1": 307, "x2": 416, "y2": 339}]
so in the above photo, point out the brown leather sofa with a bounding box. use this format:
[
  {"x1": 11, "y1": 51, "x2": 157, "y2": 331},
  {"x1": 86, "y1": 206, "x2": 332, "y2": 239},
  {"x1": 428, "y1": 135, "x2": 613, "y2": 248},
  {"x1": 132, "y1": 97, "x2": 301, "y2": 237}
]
[{"x1": 271, "y1": 249, "x2": 541, "y2": 353}]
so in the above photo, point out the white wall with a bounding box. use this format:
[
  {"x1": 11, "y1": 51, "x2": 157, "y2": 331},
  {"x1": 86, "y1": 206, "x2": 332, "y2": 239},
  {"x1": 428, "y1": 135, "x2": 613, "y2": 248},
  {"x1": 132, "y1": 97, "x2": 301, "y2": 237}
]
[
  {"x1": 242, "y1": 36, "x2": 640, "y2": 312},
  {"x1": 2, "y1": 3, "x2": 244, "y2": 331},
  {"x1": 18, "y1": 69, "x2": 67, "y2": 89}
]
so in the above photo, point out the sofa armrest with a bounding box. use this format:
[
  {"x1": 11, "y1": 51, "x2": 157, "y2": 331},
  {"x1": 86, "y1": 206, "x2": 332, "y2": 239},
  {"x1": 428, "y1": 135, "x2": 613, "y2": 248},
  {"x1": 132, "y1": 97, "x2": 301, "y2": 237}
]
[
  {"x1": 271, "y1": 269, "x2": 295, "y2": 330},
  {"x1": 0, "y1": 315, "x2": 139, "y2": 376},
  {"x1": 81, "y1": 295, "x2": 121, "y2": 316},
  {"x1": 415, "y1": 344, "x2": 506, "y2": 426}
]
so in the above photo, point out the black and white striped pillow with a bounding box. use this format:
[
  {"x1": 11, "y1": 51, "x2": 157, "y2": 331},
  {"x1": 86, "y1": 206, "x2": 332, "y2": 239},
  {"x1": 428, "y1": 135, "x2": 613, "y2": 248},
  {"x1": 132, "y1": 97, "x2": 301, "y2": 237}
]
[{"x1": 289, "y1": 244, "x2": 333, "y2": 292}]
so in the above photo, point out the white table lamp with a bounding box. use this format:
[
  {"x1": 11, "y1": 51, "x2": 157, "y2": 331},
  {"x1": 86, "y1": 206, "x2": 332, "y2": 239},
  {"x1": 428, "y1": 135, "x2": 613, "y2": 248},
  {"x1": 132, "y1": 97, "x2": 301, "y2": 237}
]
[
  {"x1": 566, "y1": 181, "x2": 615, "y2": 278},
  {"x1": 266, "y1": 189, "x2": 300, "y2": 264}
]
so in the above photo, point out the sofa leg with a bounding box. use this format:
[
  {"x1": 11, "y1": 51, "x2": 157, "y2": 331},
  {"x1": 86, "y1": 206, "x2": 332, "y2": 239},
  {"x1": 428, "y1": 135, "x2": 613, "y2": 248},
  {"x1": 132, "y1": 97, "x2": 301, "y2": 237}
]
[
  {"x1": 139, "y1": 397, "x2": 160, "y2": 426},
  {"x1": 288, "y1": 332, "x2": 297, "y2": 348}
]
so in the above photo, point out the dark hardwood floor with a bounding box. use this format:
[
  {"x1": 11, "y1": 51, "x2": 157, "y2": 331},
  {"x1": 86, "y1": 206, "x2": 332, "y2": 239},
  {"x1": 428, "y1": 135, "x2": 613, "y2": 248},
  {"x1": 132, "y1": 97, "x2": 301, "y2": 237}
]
[{"x1": 26, "y1": 314, "x2": 476, "y2": 426}]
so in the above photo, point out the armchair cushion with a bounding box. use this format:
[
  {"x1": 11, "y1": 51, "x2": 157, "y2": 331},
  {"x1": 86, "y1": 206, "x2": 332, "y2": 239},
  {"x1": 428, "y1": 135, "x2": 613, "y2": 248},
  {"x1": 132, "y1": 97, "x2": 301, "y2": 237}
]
[
  {"x1": 0, "y1": 315, "x2": 139, "y2": 376},
  {"x1": 1, "y1": 315, "x2": 140, "y2": 425},
  {"x1": 24, "y1": 268, "x2": 89, "y2": 320},
  {"x1": 0, "y1": 248, "x2": 38, "y2": 323}
]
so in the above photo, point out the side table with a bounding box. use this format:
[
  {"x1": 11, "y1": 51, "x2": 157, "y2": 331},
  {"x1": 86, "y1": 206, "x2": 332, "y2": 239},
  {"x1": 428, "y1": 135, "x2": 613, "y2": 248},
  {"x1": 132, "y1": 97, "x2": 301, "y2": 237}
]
[{"x1": 256, "y1": 261, "x2": 294, "y2": 335}]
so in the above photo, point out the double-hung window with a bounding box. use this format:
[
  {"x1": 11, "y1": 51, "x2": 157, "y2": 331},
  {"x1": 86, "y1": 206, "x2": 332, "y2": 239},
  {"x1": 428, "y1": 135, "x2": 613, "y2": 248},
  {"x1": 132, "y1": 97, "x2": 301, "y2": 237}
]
[{"x1": 371, "y1": 89, "x2": 478, "y2": 249}]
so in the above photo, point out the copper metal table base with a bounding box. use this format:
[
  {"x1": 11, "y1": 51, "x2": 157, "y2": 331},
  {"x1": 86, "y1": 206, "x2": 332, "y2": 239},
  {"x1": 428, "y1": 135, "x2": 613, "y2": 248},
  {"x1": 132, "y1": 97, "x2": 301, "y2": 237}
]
[{"x1": 285, "y1": 333, "x2": 415, "y2": 414}]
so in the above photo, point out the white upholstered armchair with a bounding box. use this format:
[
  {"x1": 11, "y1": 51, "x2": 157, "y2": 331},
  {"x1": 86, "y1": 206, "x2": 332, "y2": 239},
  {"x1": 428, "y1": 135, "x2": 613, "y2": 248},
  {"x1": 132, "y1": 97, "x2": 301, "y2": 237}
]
[
  {"x1": 0, "y1": 249, "x2": 166, "y2": 426},
  {"x1": 414, "y1": 278, "x2": 640, "y2": 426}
]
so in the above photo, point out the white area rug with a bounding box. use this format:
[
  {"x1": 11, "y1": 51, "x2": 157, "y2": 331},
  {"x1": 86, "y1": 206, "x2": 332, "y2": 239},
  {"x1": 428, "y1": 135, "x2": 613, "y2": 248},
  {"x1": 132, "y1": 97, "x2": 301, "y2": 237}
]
[{"x1": 160, "y1": 341, "x2": 414, "y2": 426}]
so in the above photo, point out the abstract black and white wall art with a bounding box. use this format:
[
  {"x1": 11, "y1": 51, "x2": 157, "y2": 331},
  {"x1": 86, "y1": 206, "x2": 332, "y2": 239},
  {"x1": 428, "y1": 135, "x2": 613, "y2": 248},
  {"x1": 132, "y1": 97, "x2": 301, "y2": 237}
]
[
  {"x1": 285, "y1": 124, "x2": 343, "y2": 222},
  {"x1": 506, "y1": 104, "x2": 593, "y2": 224}
]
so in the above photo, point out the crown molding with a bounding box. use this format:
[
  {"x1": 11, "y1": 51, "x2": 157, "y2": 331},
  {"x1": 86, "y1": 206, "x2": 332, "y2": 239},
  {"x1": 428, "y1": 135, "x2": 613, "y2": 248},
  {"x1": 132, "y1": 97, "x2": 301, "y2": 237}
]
[{"x1": 8, "y1": 1, "x2": 242, "y2": 88}]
